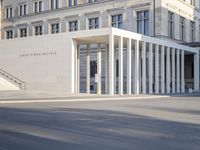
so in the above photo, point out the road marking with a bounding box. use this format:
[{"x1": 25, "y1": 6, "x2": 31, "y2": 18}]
[{"x1": 0, "y1": 96, "x2": 169, "y2": 104}]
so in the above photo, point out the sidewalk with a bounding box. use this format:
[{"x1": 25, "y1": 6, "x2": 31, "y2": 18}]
[{"x1": 0, "y1": 90, "x2": 199, "y2": 104}]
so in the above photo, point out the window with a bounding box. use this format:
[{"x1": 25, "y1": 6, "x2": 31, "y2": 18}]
[
  {"x1": 88, "y1": 0, "x2": 97, "y2": 3},
  {"x1": 90, "y1": 61, "x2": 97, "y2": 77},
  {"x1": 180, "y1": 16, "x2": 185, "y2": 42},
  {"x1": 191, "y1": 0, "x2": 195, "y2": 6},
  {"x1": 190, "y1": 21, "x2": 195, "y2": 42},
  {"x1": 51, "y1": 0, "x2": 59, "y2": 10},
  {"x1": 20, "y1": 28, "x2": 27, "y2": 37},
  {"x1": 137, "y1": 10, "x2": 149, "y2": 35},
  {"x1": 34, "y1": 1, "x2": 43, "y2": 13},
  {"x1": 168, "y1": 11, "x2": 174, "y2": 39},
  {"x1": 35, "y1": 26, "x2": 43, "y2": 35},
  {"x1": 69, "y1": 20, "x2": 78, "y2": 32},
  {"x1": 6, "y1": 30, "x2": 13, "y2": 39},
  {"x1": 89, "y1": 17, "x2": 99, "y2": 29},
  {"x1": 111, "y1": 14, "x2": 123, "y2": 29},
  {"x1": 19, "y1": 4, "x2": 27, "y2": 16},
  {"x1": 51, "y1": 23, "x2": 59, "y2": 34},
  {"x1": 5, "y1": 7, "x2": 13, "y2": 19},
  {"x1": 68, "y1": 0, "x2": 77, "y2": 6}
]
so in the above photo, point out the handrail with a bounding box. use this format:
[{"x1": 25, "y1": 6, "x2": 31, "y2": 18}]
[{"x1": 0, "y1": 68, "x2": 26, "y2": 90}]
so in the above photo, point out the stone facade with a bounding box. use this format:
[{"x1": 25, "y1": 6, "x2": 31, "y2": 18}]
[
  {"x1": 1, "y1": 0, "x2": 200, "y2": 43},
  {"x1": 0, "y1": 0, "x2": 199, "y2": 93}
]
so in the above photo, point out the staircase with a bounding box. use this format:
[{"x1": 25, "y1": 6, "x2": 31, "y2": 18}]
[{"x1": 0, "y1": 68, "x2": 25, "y2": 90}]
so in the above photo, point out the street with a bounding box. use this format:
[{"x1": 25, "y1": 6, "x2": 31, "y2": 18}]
[{"x1": 0, "y1": 93, "x2": 200, "y2": 150}]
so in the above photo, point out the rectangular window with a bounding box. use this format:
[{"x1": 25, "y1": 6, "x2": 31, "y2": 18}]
[
  {"x1": 111, "y1": 14, "x2": 123, "y2": 29},
  {"x1": 190, "y1": 21, "x2": 195, "y2": 42},
  {"x1": 35, "y1": 26, "x2": 43, "y2": 35},
  {"x1": 69, "y1": 20, "x2": 78, "y2": 32},
  {"x1": 168, "y1": 11, "x2": 174, "y2": 39},
  {"x1": 5, "y1": 7, "x2": 13, "y2": 19},
  {"x1": 6, "y1": 30, "x2": 13, "y2": 39},
  {"x1": 51, "y1": 0, "x2": 59, "y2": 9},
  {"x1": 34, "y1": 1, "x2": 43, "y2": 13},
  {"x1": 51, "y1": 23, "x2": 59, "y2": 34},
  {"x1": 39, "y1": 1, "x2": 42, "y2": 12},
  {"x1": 137, "y1": 10, "x2": 149, "y2": 35},
  {"x1": 20, "y1": 28, "x2": 27, "y2": 37},
  {"x1": 68, "y1": 0, "x2": 77, "y2": 6},
  {"x1": 89, "y1": 17, "x2": 99, "y2": 29},
  {"x1": 180, "y1": 16, "x2": 185, "y2": 42},
  {"x1": 191, "y1": 0, "x2": 195, "y2": 6},
  {"x1": 19, "y1": 4, "x2": 27, "y2": 16},
  {"x1": 88, "y1": 0, "x2": 97, "y2": 3}
]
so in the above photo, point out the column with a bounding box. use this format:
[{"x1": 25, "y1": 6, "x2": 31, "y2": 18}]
[
  {"x1": 127, "y1": 38, "x2": 132, "y2": 95},
  {"x1": 149, "y1": 43, "x2": 153, "y2": 94},
  {"x1": 166, "y1": 47, "x2": 171, "y2": 94},
  {"x1": 172, "y1": 48, "x2": 176, "y2": 93},
  {"x1": 176, "y1": 49, "x2": 180, "y2": 93},
  {"x1": 142, "y1": 41, "x2": 146, "y2": 94},
  {"x1": 132, "y1": 42, "x2": 135, "y2": 93},
  {"x1": 161, "y1": 46, "x2": 165, "y2": 93},
  {"x1": 181, "y1": 50, "x2": 185, "y2": 93},
  {"x1": 155, "y1": 44, "x2": 159, "y2": 94},
  {"x1": 97, "y1": 44, "x2": 102, "y2": 94},
  {"x1": 105, "y1": 44, "x2": 109, "y2": 94},
  {"x1": 119, "y1": 36, "x2": 123, "y2": 95},
  {"x1": 194, "y1": 52, "x2": 200, "y2": 91},
  {"x1": 77, "y1": 45, "x2": 80, "y2": 94},
  {"x1": 135, "y1": 40, "x2": 140, "y2": 95},
  {"x1": 86, "y1": 44, "x2": 90, "y2": 94},
  {"x1": 109, "y1": 35, "x2": 114, "y2": 95}
]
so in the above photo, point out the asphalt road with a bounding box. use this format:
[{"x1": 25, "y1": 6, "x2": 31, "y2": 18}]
[{"x1": 0, "y1": 95, "x2": 200, "y2": 150}]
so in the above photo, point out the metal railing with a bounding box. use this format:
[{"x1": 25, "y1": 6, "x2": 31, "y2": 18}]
[{"x1": 0, "y1": 68, "x2": 26, "y2": 90}]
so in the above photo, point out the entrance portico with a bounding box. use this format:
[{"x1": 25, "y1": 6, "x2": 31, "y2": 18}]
[{"x1": 72, "y1": 28, "x2": 199, "y2": 95}]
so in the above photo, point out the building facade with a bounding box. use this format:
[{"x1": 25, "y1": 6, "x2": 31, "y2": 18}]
[{"x1": 0, "y1": 0, "x2": 199, "y2": 94}]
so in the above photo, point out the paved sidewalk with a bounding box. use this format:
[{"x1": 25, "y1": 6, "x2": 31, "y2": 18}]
[{"x1": 0, "y1": 90, "x2": 171, "y2": 104}]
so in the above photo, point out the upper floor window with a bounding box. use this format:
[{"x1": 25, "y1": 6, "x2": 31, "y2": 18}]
[
  {"x1": 34, "y1": 1, "x2": 43, "y2": 13},
  {"x1": 137, "y1": 10, "x2": 149, "y2": 35},
  {"x1": 69, "y1": 20, "x2": 78, "y2": 32},
  {"x1": 6, "y1": 30, "x2": 13, "y2": 39},
  {"x1": 20, "y1": 28, "x2": 27, "y2": 37},
  {"x1": 68, "y1": 0, "x2": 77, "y2": 6},
  {"x1": 19, "y1": 4, "x2": 27, "y2": 16},
  {"x1": 180, "y1": 16, "x2": 185, "y2": 42},
  {"x1": 191, "y1": 0, "x2": 195, "y2": 6},
  {"x1": 89, "y1": 17, "x2": 99, "y2": 29},
  {"x1": 168, "y1": 11, "x2": 174, "y2": 39},
  {"x1": 35, "y1": 26, "x2": 43, "y2": 35},
  {"x1": 88, "y1": 0, "x2": 97, "y2": 3},
  {"x1": 51, "y1": 23, "x2": 59, "y2": 34},
  {"x1": 190, "y1": 21, "x2": 195, "y2": 42},
  {"x1": 51, "y1": 0, "x2": 59, "y2": 10},
  {"x1": 5, "y1": 7, "x2": 13, "y2": 19},
  {"x1": 111, "y1": 14, "x2": 123, "y2": 29}
]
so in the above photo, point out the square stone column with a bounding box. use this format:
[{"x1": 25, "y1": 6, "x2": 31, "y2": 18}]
[
  {"x1": 142, "y1": 41, "x2": 146, "y2": 94},
  {"x1": 118, "y1": 36, "x2": 123, "y2": 95},
  {"x1": 127, "y1": 38, "x2": 132, "y2": 95},
  {"x1": 86, "y1": 44, "x2": 90, "y2": 94},
  {"x1": 155, "y1": 44, "x2": 159, "y2": 94},
  {"x1": 149, "y1": 43, "x2": 153, "y2": 94},
  {"x1": 109, "y1": 35, "x2": 114, "y2": 95},
  {"x1": 194, "y1": 52, "x2": 200, "y2": 91},
  {"x1": 135, "y1": 40, "x2": 140, "y2": 95},
  {"x1": 161, "y1": 46, "x2": 165, "y2": 93}
]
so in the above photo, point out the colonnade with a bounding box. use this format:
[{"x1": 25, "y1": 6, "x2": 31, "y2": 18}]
[{"x1": 75, "y1": 35, "x2": 200, "y2": 95}]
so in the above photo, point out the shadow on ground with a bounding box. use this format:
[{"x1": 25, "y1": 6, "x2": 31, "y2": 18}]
[{"x1": 0, "y1": 107, "x2": 199, "y2": 150}]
